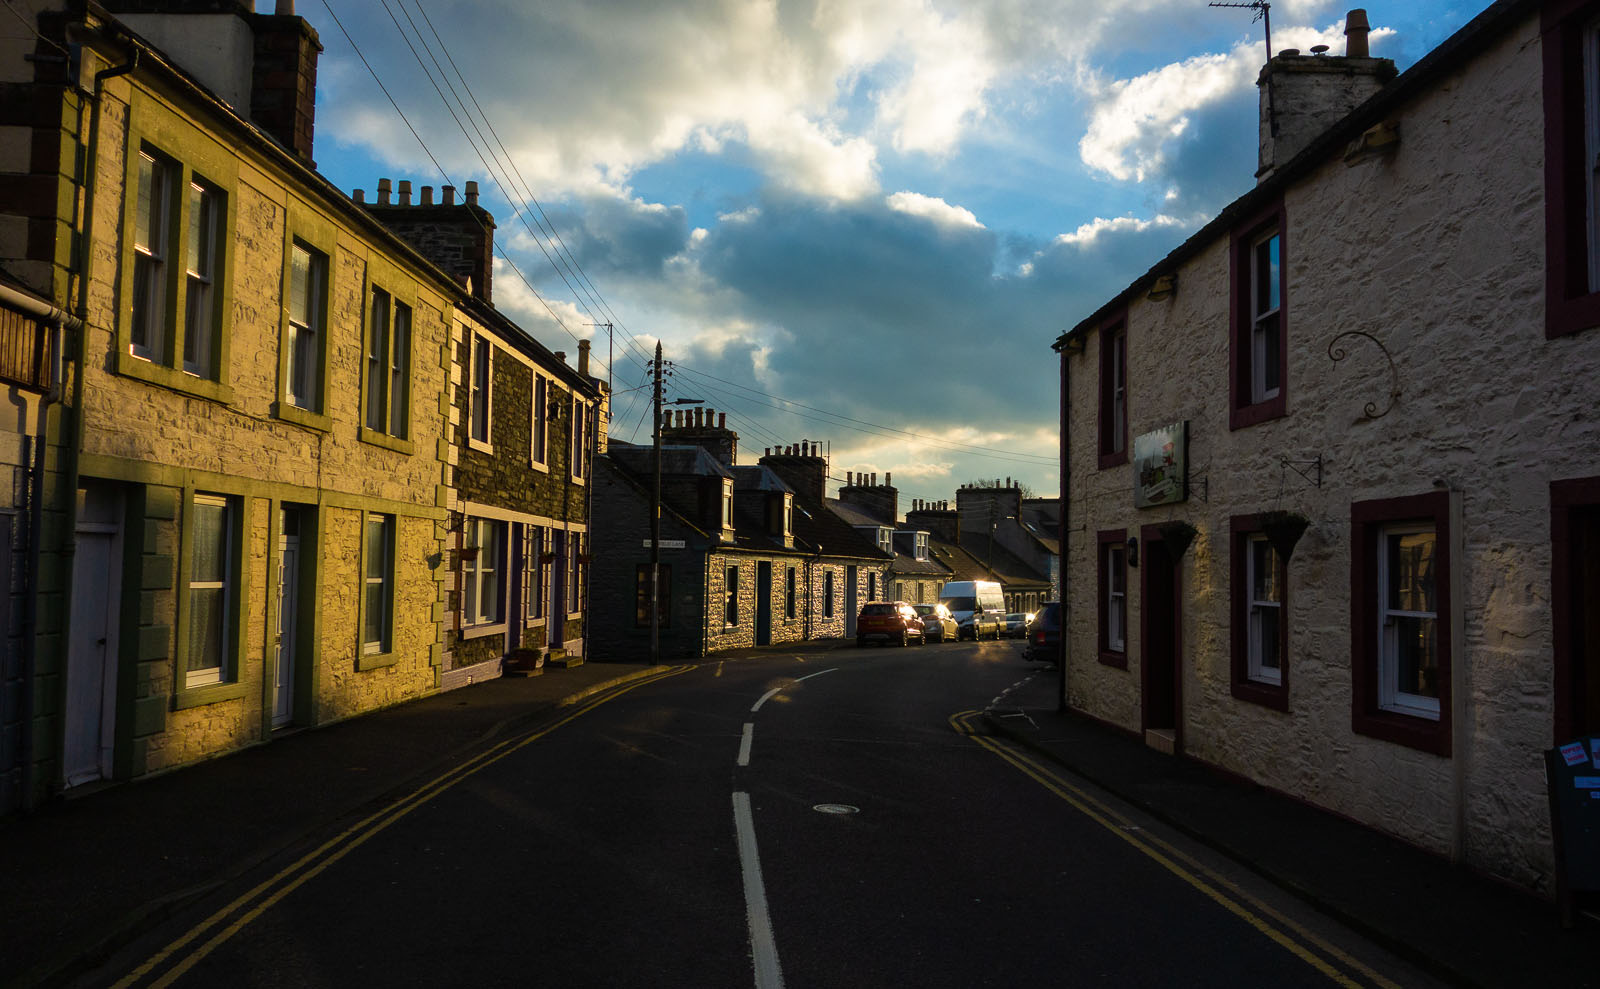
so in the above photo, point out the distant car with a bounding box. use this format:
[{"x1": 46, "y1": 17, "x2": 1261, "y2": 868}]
[
  {"x1": 856, "y1": 601, "x2": 926, "y2": 647},
  {"x1": 913, "y1": 603, "x2": 959, "y2": 643},
  {"x1": 1001, "y1": 613, "x2": 1029, "y2": 638},
  {"x1": 1023, "y1": 602, "x2": 1061, "y2": 665}
]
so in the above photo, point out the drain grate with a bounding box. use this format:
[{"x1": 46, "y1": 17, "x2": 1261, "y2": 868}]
[{"x1": 812, "y1": 803, "x2": 860, "y2": 815}]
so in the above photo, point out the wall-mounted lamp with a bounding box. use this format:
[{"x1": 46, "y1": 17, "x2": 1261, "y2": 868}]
[
  {"x1": 1056, "y1": 333, "x2": 1086, "y2": 356},
  {"x1": 1126, "y1": 536, "x2": 1139, "y2": 568},
  {"x1": 1146, "y1": 273, "x2": 1177, "y2": 302}
]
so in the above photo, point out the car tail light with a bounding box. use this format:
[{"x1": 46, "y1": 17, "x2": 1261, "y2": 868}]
[{"x1": 1033, "y1": 631, "x2": 1045, "y2": 644}]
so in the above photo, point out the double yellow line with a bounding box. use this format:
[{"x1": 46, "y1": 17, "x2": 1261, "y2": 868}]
[
  {"x1": 948, "y1": 711, "x2": 1401, "y2": 989},
  {"x1": 115, "y1": 666, "x2": 691, "y2": 988}
]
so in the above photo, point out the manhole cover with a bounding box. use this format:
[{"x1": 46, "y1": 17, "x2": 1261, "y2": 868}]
[{"x1": 812, "y1": 803, "x2": 860, "y2": 815}]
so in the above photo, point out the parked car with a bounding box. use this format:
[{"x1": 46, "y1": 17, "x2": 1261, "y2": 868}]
[
  {"x1": 856, "y1": 601, "x2": 926, "y2": 647},
  {"x1": 939, "y1": 580, "x2": 1005, "y2": 640},
  {"x1": 914, "y1": 603, "x2": 959, "y2": 643},
  {"x1": 1001, "y1": 613, "x2": 1029, "y2": 638},
  {"x1": 1023, "y1": 602, "x2": 1061, "y2": 665}
]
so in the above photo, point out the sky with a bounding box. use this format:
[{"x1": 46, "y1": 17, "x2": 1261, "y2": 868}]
[{"x1": 305, "y1": 0, "x2": 1482, "y2": 511}]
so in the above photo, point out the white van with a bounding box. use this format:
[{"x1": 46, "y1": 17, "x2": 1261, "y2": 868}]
[{"x1": 938, "y1": 580, "x2": 1005, "y2": 641}]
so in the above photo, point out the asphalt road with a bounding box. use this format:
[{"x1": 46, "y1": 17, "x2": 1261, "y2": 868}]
[{"x1": 81, "y1": 640, "x2": 1441, "y2": 988}]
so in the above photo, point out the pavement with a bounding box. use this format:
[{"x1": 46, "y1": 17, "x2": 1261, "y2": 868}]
[
  {"x1": 981, "y1": 667, "x2": 1600, "y2": 989},
  {"x1": 1, "y1": 643, "x2": 1592, "y2": 988}
]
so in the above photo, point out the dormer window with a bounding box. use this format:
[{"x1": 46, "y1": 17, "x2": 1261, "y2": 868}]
[
  {"x1": 722, "y1": 480, "x2": 734, "y2": 536},
  {"x1": 877, "y1": 528, "x2": 892, "y2": 554},
  {"x1": 915, "y1": 533, "x2": 928, "y2": 561}
]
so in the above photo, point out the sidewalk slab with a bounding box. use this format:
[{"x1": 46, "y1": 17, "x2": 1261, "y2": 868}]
[{"x1": 982, "y1": 672, "x2": 1598, "y2": 989}]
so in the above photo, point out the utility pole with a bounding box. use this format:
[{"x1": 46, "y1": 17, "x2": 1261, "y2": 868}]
[{"x1": 650, "y1": 341, "x2": 663, "y2": 667}]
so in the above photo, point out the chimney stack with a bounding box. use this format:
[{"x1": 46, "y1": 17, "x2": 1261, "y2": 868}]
[
  {"x1": 1345, "y1": 8, "x2": 1370, "y2": 57},
  {"x1": 578, "y1": 339, "x2": 590, "y2": 377}
]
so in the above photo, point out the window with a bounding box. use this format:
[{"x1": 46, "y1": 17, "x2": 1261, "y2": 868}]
[
  {"x1": 1230, "y1": 517, "x2": 1289, "y2": 709},
  {"x1": 567, "y1": 533, "x2": 585, "y2": 614},
  {"x1": 469, "y1": 335, "x2": 492, "y2": 447},
  {"x1": 364, "y1": 287, "x2": 411, "y2": 442},
  {"x1": 877, "y1": 528, "x2": 892, "y2": 555},
  {"x1": 725, "y1": 565, "x2": 740, "y2": 626},
  {"x1": 463, "y1": 518, "x2": 504, "y2": 626},
  {"x1": 1098, "y1": 317, "x2": 1128, "y2": 468},
  {"x1": 286, "y1": 242, "x2": 327, "y2": 412},
  {"x1": 823, "y1": 570, "x2": 835, "y2": 618},
  {"x1": 363, "y1": 513, "x2": 394, "y2": 656},
  {"x1": 785, "y1": 566, "x2": 797, "y2": 619},
  {"x1": 914, "y1": 532, "x2": 928, "y2": 561},
  {"x1": 636, "y1": 564, "x2": 671, "y2": 627},
  {"x1": 524, "y1": 526, "x2": 544, "y2": 623},
  {"x1": 722, "y1": 481, "x2": 734, "y2": 532},
  {"x1": 570, "y1": 395, "x2": 587, "y2": 481},
  {"x1": 1229, "y1": 203, "x2": 1288, "y2": 429},
  {"x1": 1544, "y1": 3, "x2": 1600, "y2": 337},
  {"x1": 868, "y1": 572, "x2": 878, "y2": 601},
  {"x1": 1351, "y1": 492, "x2": 1452, "y2": 755},
  {"x1": 185, "y1": 494, "x2": 233, "y2": 687},
  {"x1": 182, "y1": 179, "x2": 222, "y2": 378},
  {"x1": 131, "y1": 151, "x2": 173, "y2": 363},
  {"x1": 1098, "y1": 530, "x2": 1127, "y2": 667},
  {"x1": 532, "y1": 376, "x2": 548, "y2": 466}
]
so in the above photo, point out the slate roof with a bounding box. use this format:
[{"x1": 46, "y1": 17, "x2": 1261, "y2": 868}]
[{"x1": 891, "y1": 531, "x2": 949, "y2": 576}]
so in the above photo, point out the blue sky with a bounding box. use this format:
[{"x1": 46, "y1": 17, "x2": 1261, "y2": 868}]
[{"x1": 307, "y1": 0, "x2": 1481, "y2": 509}]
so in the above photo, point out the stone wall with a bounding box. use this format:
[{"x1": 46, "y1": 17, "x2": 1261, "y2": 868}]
[{"x1": 1062, "y1": 12, "x2": 1594, "y2": 891}]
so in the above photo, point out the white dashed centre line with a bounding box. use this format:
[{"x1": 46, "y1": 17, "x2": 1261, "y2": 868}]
[
  {"x1": 733, "y1": 792, "x2": 785, "y2": 989},
  {"x1": 738, "y1": 723, "x2": 754, "y2": 767}
]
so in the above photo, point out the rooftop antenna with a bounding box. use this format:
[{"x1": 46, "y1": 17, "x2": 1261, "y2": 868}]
[{"x1": 1210, "y1": 1, "x2": 1276, "y2": 135}]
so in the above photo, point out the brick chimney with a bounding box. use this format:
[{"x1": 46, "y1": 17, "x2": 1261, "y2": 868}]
[
  {"x1": 662, "y1": 406, "x2": 737, "y2": 467},
  {"x1": 838, "y1": 472, "x2": 897, "y2": 524},
  {"x1": 759, "y1": 442, "x2": 827, "y2": 503},
  {"x1": 1256, "y1": 8, "x2": 1395, "y2": 181},
  {"x1": 360, "y1": 180, "x2": 496, "y2": 304},
  {"x1": 104, "y1": 0, "x2": 322, "y2": 165}
]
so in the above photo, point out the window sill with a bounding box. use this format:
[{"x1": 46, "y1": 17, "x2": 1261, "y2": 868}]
[
  {"x1": 1098, "y1": 649, "x2": 1128, "y2": 670},
  {"x1": 468, "y1": 436, "x2": 494, "y2": 455},
  {"x1": 1231, "y1": 678, "x2": 1289, "y2": 712},
  {"x1": 273, "y1": 400, "x2": 332, "y2": 433},
  {"x1": 1546, "y1": 289, "x2": 1600, "y2": 340},
  {"x1": 357, "y1": 648, "x2": 399, "y2": 671},
  {"x1": 117, "y1": 351, "x2": 234, "y2": 405},
  {"x1": 461, "y1": 621, "x2": 507, "y2": 640},
  {"x1": 1098, "y1": 449, "x2": 1128, "y2": 471},
  {"x1": 1352, "y1": 706, "x2": 1449, "y2": 756},
  {"x1": 359, "y1": 427, "x2": 415, "y2": 456},
  {"x1": 528, "y1": 459, "x2": 549, "y2": 473},
  {"x1": 173, "y1": 680, "x2": 247, "y2": 710},
  {"x1": 1229, "y1": 395, "x2": 1287, "y2": 431}
]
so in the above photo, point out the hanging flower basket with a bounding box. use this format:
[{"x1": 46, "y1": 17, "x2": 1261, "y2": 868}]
[
  {"x1": 1260, "y1": 510, "x2": 1310, "y2": 561},
  {"x1": 1156, "y1": 520, "x2": 1198, "y2": 559},
  {"x1": 539, "y1": 553, "x2": 557, "y2": 565},
  {"x1": 459, "y1": 547, "x2": 479, "y2": 563},
  {"x1": 577, "y1": 553, "x2": 591, "y2": 564}
]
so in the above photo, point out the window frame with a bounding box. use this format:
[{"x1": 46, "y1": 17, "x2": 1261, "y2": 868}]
[
  {"x1": 468, "y1": 333, "x2": 494, "y2": 452},
  {"x1": 359, "y1": 262, "x2": 416, "y2": 455},
  {"x1": 1230, "y1": 515, "x2": 1290, "y2": 710},
  {"x1": 530, "y1": 374, "x2": 549, "y2": 470},
  {"x1": 1228, "y1": 200, "x2": 1288, "y2": 430},
  {"x1": 1098, "y1": 314, "x2": 1128, "y2": 469},
  {"x1": 172, "y1": 490, "x2": 247, "y2": 709},
  {"x1": 1097, "y1": 529, "x2": 1128, "y2": 668},
  {"x1": 462, "y1": 517, "x2": 506, "y2": 629},
  {"x1": 724, "y1": 564, "x2": 740, "y2": 627},
  {"x1": 275, "y1": 200, "x2": 336, "y2": 431},
  {"x1": 524, "y1": 524, "x2": 545, "y2": 625},
  {"x1": 570, "y1": 394, "x2": 588, "y2": 483},
  {"x1": 567, "y1": 531, "x2": 585, "y2": 616},
  {"x1": 1350, "y1": 492, "x2": 1453, "y2": 755},
  {"x1": 785, "y1": 565, "x2": 797, "y2": 619},
  {"x1": 116, "y1": 99, "x2": 239, "y2": 405},
  {"x1": 823, "y1": 570, "x2": 835, "y2": 619},
  {"x1": 1544, "y1": 1, "x2": 1600, "y2": 338},
  {"x1": 358, "y1": 512, "x2": 398, "y2": 669}
]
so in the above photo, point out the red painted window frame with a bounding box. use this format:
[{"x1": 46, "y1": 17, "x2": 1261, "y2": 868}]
[
  {"x1": 1230, "y1": 514, "x2": 1290, "y2": 711},
  {"x1": 1098, "y1": 312, "x2": 1128, "y2": 469},
  {"x1": 1349, "y1": 491, "x2": 1453, "y2": 756},
  {"x1": 1228, "y1": 199, "x2": 1288, "y2": 430},
  {"x1": 1543, "y1": 0, "x2": 1600, "y2": 339},
  {"x1": 1098, "y1": 528, "x2": 1128, "y2": 669},
  {"x1": 1551, "y1": 474, "x2": 1600, "y2": 742}
]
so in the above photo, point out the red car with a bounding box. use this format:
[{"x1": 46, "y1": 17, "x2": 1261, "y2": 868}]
[{"x1": 855, "y1": 601, "x2": 926, "y2": 647}]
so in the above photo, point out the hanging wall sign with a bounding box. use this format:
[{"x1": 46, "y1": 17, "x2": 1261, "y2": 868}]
[{"x1": 1133, "y1": 421, "x2": 1188, "y2": 508}]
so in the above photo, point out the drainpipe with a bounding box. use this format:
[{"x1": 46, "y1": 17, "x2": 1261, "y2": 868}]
[
  {"x1": 1054, "y1": 334, "x2": 1077, "y2": 714},
  {"x1": 1449, "y1": 487, "x2": 1467, "y2": 865}
]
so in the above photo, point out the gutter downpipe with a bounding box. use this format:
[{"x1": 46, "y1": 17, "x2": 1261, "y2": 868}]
[
  {"x1": 1450, "y1": 488, "x2": 1467, "y2": 865},
  {"x1": 1053, "y1": 331, "x2": 1080, "y2": 714}
]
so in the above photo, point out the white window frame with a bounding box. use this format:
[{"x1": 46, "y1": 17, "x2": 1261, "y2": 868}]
[
  {"x1": 1106, "y1": 543, "x2": 1126, "y2": 653},
  {"x1": 131, "y1": 150, "x2": 172, "y2": 364},
  {"x1": 469, "y1": 334, "x2": 492, "y2": 449},
  {"x1": 1249, "y1": 228, "x2": 1282, "y2": 405},
  {"x1": 463, "y1": 518, "x2": 505, "y2": 626},
  {"x1": 363, "y1": 514, "x2": 394, "y2": 655},
  {"x1": 531, "y1": 375, "x2": 549, "y2": 469},
  {"x1": 915, "y1": 532, "x2": 928, "y2": 561},
  {"x1": 1377, "y1": 523, "x2": 1441, "y2": 720},
  {"x1": 182, "y1": 178, "x2": 222, "y2": 379},
  {"x1": 524, "y1": 525, "x2": 545, "y2": 624},
  {"x1": 1246, "y1": 534, "x2": 1282, "y2": 685},
  {"x1": 721, "y1": 480, "x2": 734, "y2": 536},
  {"x1": 185, "y1": 494, "x2": 232, "y2": 688},
  {"x1": 287, "y1": 241, "x2": 326, "y2": 411},
  {"x1": 570, "y1": 394, "x2": 587, "y2": 482},
  {"x1": 567, "y1": 531, "x2": 584, "y2": 616},
  {"x1": 365, "y1": 289, "x2": 411, "y2": 438}
]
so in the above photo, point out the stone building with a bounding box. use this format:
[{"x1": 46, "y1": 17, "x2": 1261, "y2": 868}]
[
  {"x1": 1052, "y1": 2, "x2": 1600, "y2": 895},
  {"x1": 832, "y1": 474, "x2": 949, "y2": 606},
  {"x1": 0, "y1": 0, "x2": 582, "y2": 806},
  {"x1": 955, "y1": 481, "x2": 1057, "y2": 613},
  {"x1": 361, "y1": 182, "x2": 607, "y2": 685}
]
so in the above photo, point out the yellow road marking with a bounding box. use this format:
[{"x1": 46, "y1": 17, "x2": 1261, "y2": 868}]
[
  {"x1": 949, "y1": 711, "x2": 1400, "y2": 989},
  {"x1": 715, "y1": 661, "x2": 724, "y2": 677},
  {"x1": 117, "y1": 666, "x2": 691, "y2": 988}
]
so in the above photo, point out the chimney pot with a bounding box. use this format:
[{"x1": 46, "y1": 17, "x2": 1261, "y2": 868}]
[
  {"x1": 465, "y1": 180, "x2": 480, "y2": 206},
  {"x1": 421, "y1": 186, "x2": 434, "y2": 205},
  {"x1": 578, "y1": 339, "x2": 590, "y2": 376},
  {"x1": 398, "y1": 180, "x2": 413, "y2": 205},
  {"x1": 353, "y1": 189, "x2": 365, "y2": 203},
  {"x1": 1345, "y1": 8, "x2": 1370, "y2": 58},
  {"x1": 555, "y1": 351, "x2": 566, "y2": 365},
  {"x1": 719, "y1": 413, "x2": 726, "y2": 429},
  {"x1": 443, "y1": 185, "x2": 456, "y2": 205},
  {"x1": 275, "y1": 0, "x2": 296, "y2": 13},
  {"x1": 886, "y1": 472, "x2": 891, "y2": 486},
  {"x1": 378, "y1": 178, "x2": 392, "y2": 205}
]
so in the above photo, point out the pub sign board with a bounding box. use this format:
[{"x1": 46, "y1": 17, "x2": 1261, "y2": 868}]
[
  {"x1": 1546, "y1": 737, "x2": 1600, "y2": 925},
  {"x1": 1134, "y1": 421, "x2": 1188, "y2": 508}
]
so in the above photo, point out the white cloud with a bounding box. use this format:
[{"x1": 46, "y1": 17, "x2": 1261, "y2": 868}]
[
  {"x1": 886, "y1": 191, "x2": 985, "y2": 229},
  {"x1": 1052, "y1": 213, "x2": 1187, "y2": 247}
]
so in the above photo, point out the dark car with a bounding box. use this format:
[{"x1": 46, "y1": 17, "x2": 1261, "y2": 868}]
[
  {"x1": 856, "y1": 601, "x2": 926, "y2": 647},
  {"x1": 1001, "y1": 612, "x2": 1029, "y2": 638},
  {"x1": 1022, "y1": 602, "x2": 1061, "y2": 664}
]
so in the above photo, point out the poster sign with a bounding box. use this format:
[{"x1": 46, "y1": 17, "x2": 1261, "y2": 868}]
[
  {"x1": 1133, "y1": 421, "x2": 1188, "y2": 508},
  {"x1": 1546, "y1": 738, "x2": 1600, "y2": 925}
]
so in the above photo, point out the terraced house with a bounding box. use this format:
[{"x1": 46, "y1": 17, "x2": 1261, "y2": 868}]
[{"x1": 0, "y1": 0, "x2": 597, "y2": 808}]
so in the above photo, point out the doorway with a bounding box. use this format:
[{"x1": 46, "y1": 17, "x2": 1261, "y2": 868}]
[
  {"x1": 1140, "y1": 525, "x2": 1182, "y2": 754},
  {"x1": 549, "y1": 530, "x2": 566, "y2": 649},
  {"x1": 64, "y1": 485, "x2": 122, "y2": 787},
  {"x1": 845, "y1": 565, "x2": 858, "y2": 637},
  {"x1": 1553, "y1": 478, "x2": 1600, "y2": 742},
  {"x1": 756, "y1": 561, "x2": 772, "y2": 646},
  {"x1": 272, "y1": 506, "x2": 306, "y2": 729}
]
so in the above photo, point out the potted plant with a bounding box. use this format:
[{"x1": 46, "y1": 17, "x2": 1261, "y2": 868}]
[
  {"x1": 1156, "y1": 520, "x2": 1199, "y2": 559},
  {"x1": 1260, "y1": 510, "x2": 1310, "y2": 560},
  {"x1": 504, "y1": 647, "x2": 545, "y2": 677}
]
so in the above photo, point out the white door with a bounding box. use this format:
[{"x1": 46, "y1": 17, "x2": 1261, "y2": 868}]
[
  {"x1": 64, "y1": 492, "x2": 122, "y2": 787},
  {"x1": 272, "y1": 509, "x2": 300, "y2": 728}
]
